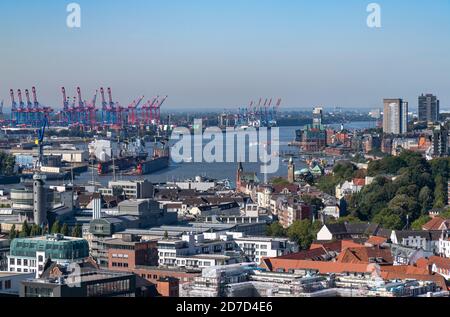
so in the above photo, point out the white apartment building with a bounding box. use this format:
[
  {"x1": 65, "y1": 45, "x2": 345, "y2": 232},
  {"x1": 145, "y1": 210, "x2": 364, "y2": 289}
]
[
  {"x1": 234, "y1": 236, "x2": 296, "y2": 264},
  {"x1": 390, "y1": 230, "x2": 440, "y2": 253},
  {"x1": 438, "y1": 236, "x2": 450, "y2": 258},
  {"x1": 157, "y1": 232, "x2": 296, "y2": 268}
]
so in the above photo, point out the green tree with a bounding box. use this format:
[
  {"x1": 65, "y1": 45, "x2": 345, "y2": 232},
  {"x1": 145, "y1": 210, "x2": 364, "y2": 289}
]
[
  {"x1": 50, "y1": 220, "x2": 61, "y2": 234},
  {"x1": 287, "y1": 220, "x2": 316, "y2": 250},
  {"x1": 329, "y1": 215, "x2": 362, "y2": 224},
  {"x1": 30, "y1": 224, "x2": 42, "y2": 237},
  {"x1": 266, "y1": 222, "x2": 286, "y2": 237},
  {"x1": 60, "y1": 223, "x2": 69, "y2": 236},
  {"x1": 411, "y1": 215, "x2": 432, "y2": 230},
  {"x1": 71, "y1": 224, "x2": 82, "y2": 237},
  {"x1": 418, "y1": 186, "x2": 433, "y2": 214},
  {"x1": 19, "y1": 220, "x2": 31, "y2": 238},
  {"x1": 433, "y1": 175, "x2": 447, "y2": 208},
  {"x1": 372, "y1": 209, "x2": 403, "y2": 230},
  {"x1": 9, "y1": 224, "x2": 17, "y2": 240}
]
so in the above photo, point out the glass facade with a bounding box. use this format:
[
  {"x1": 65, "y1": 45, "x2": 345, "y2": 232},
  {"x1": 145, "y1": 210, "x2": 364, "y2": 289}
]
[{"x1": 10, "y1": 237, "x2": 89, "y2": 260}]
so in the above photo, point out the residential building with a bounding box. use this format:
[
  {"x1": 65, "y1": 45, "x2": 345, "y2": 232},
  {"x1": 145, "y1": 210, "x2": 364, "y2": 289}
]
[
  {"x1": 383, "y1": 98, "x2": 408, "y2": 134},
  {"x1": 438, "y1": 231, "x2": 450, "y2": 258},
  {"x1": 335, "y1": 179, "x2": 364, "y2": 200},
  {"x1": 275, "y1": 197, "x2": 311, "y2": 228},
  {"x1": 390, "y1": 230, "x2": 440, "y2": 253},
  {"x1": 418, "y1": 94, "x2": 439, "y2": 122},
  {"x1": 316, "y1": 223, "x2": 383, "y2": 241},
  {"x1": 417, "y1": 256, "x2": 450, "y2": 280},
  {"x1": 432, "y1": 124, "x2": 448, "y2": 157},
  {"x1": 234, "y1": 236, "x2": 296, "y2": 264},
  {"x1": 388, "y1": 244, "x2": 433, "y2": 266}
]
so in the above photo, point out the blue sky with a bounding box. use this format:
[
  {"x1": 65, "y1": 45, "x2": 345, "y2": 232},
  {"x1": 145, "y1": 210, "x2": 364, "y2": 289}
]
[{"x1": 0, "y1": 0, "x2": 449, "y2": 110}]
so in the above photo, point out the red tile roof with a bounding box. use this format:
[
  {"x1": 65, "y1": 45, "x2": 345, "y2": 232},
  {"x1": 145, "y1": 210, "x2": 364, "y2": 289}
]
[
  {"x1": 422, "y1": 216, "x2": 448, "y2": 231},
  {"x1": 310, "y1": 240, "x2": 362, "y2": 253},
  {"x1": 336, "y1": 246, "x2": 393, "y2": 265},
  {"x1": 365, "y1": 236, "x2": 388, "y2": 246},
  {"x1": 425, "y1": 256, "x2": 450, "y2": 270}
]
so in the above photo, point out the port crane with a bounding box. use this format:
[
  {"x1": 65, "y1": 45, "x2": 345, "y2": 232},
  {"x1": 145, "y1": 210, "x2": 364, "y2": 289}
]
[{"x1": 35, "y1": 115, "x2": 48, "y2": 170}]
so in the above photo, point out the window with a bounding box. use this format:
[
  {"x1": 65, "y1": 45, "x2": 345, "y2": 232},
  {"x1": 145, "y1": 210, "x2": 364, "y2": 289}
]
[
  {"x1": 5, "y1": 280, "x2": 11, "y2": 289},
  {"x1": 0, "y1": 281, "x2": 2, "y2": 290},
  {"x1": 17, "y1": 259, "x2": 22, "y2": 266},
  {"x1": 24, "y1": 259, "x2": 28, "y2": 266},
  {"x1": 9, "y1": 258, "x2": 14, "y2": 265},
  {"x1": 38, "y1": 255, "x2": 43, "y2": 262}
]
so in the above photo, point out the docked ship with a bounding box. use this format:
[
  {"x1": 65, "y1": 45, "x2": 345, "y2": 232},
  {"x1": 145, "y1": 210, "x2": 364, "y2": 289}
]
[
  {"x1": 135, "y1": 142, "x2": 170, "y2": 175},
  {"x1": 91, "y1": 138, "x2": 169, "y2": 176}
]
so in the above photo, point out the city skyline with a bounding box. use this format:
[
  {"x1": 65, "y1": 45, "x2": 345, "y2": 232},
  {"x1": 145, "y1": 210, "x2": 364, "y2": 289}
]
[{"x1": 0, "y1": 0, "x2": 450, "y2": 109}]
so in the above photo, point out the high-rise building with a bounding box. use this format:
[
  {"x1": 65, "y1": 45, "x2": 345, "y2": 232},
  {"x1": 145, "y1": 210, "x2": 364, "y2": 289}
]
[
  {"x1": 418, "y1": 94, "x2": 439, "y2": 123},
  {"x1": 432, "y1": 124, "x2": 448, "y2": 157},
  {"x1": 383, "y1": 99, "x2": 408, "y2": 135}
]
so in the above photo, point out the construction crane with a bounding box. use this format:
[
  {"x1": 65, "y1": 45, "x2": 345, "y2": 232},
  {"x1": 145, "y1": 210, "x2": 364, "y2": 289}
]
[
  {"x1": 142, "y1": 96, "x2": 159, "y2": 125},
  {"x1": 127, "y1": 95, "x2": 145, "y2": 125},
  {"x1": 25, "y1": 89, "x2": 35, "y2": 126},
  {"x1": 85, "y1": 90, "x2": 98, "y2": 128},
  {"x1": 9, "y1": 89, "x2": 19, "y2": 125},
  {"x1": 100, "y1": 87, "x2": 107, "y2": 124},
  {"x1": 153, "y1": 95, "x2": 168, "y2": 125}
]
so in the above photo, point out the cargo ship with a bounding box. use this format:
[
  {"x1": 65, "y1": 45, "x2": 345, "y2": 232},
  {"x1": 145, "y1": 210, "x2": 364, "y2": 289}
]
[
  {"x1": 135, "y1": 143, "x2": 170, "y2": 175},
  {"x1": 97, "y1": 156, "x2": 137, "y2": 175},
  {"x1": 94, "y1": 138, "x2": 169, "y2": 176}
]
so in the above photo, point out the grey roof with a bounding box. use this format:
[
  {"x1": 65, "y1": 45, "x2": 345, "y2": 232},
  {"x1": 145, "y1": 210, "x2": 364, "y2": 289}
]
[
  {"x1": 393, "y1": 230, "x2": 442, "y2": 241},
  {"x1": 324, "y1": 222, "x2": 382, "y2": 236}
]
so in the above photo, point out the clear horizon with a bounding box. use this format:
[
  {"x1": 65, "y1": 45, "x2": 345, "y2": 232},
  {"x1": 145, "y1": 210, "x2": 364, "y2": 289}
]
[{"x1": 0, "y1": 0, "x2": 449, "y2": 110}]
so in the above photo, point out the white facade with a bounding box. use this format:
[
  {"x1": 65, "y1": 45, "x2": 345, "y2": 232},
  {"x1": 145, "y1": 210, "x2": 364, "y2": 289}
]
[
  {"x1": 234, "y1": 236, "x2": 295, "y2": 264},
  {"x1": 390, "y1": 231, "x2": 438, "y2": 253},
  {"x1": 316, "y1": 225, "x2": 333, "y2": 241},
  {"x1": 438, "y1": 238, "x2": 450, "y2": 258},
  {"x1": 0, "y1": 272, "x2": 35, "y2": 296},
  {"x1": 157, "y1": 232, "x2": 296, "y2": 268},
  {"x1": 335, "y1": 181, "x2": 363, "y2": 200}
]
